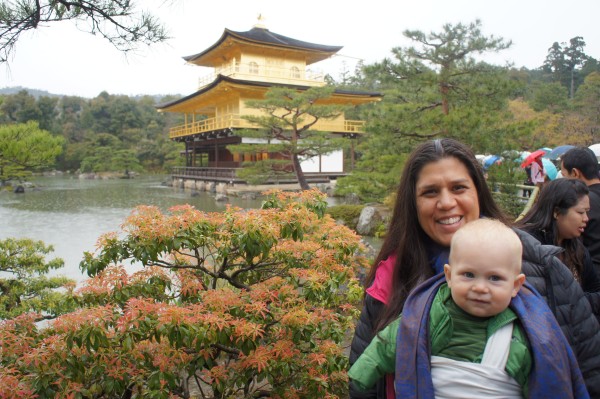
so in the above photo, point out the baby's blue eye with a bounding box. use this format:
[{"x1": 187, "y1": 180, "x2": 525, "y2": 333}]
[
  {"x1": 489, "y1": 275, "x2": 501, "y2": 282},
  {"x1": 464, "y1": 272, "x2": 474, "y2": 278}
]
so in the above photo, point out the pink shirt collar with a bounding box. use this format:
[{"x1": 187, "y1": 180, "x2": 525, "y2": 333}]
[{"x1": 365, "y1": 254, "x2": 396, "y2": 305}]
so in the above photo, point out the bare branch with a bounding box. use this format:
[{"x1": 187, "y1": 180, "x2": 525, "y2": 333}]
[{"x1": 0, "y1": 0, "x2": 169, "y2": 63}]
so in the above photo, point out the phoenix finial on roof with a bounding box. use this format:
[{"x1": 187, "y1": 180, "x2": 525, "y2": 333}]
[{"x1": 254, "y1": 13, "x2": 267, "y2": 29}]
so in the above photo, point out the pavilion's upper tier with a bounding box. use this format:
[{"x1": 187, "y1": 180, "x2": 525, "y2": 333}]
[
  {"x1": 183, "y1": 27, "x2": 343, "y2": 67},
  {"x1": 183, "y1": 27, "x2": 343, "y2": 88}
]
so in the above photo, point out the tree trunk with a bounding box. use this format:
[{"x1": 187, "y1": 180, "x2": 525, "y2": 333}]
[
  {"x1": 570, "y1": 68, "x2": 575, "y2": 99},
  {"x1": 291, "y1": 154, "x2": 310, "y2": 190},
  {"x1": 440, "y1": 83, "x2": 450, "y2": 115},
  {"x1": 350, "y1": 139, "x2": 355, "y2": 171}
]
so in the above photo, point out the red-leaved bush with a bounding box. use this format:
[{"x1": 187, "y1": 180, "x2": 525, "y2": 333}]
[{"x1": 0, "y1": 189, "x2": 366, "y2": 398}]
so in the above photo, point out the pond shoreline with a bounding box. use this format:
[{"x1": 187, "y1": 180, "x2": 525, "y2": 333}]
[{"x1": 1, "y1": 175, "x2": 383, "y2": 284}]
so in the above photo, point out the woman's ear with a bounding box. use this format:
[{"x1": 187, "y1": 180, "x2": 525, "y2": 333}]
[{"x1": 553, "y1": 207, "x2": 559, "y2": 219}]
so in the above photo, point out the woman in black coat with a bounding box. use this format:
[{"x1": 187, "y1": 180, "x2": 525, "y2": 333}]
[{"x1": 516, "y1": 178, "x2": 600, "y2": 319}]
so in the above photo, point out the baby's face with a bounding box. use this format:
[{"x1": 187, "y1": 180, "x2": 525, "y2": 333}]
[{"x1": 444, "y1": 241, "x2": 524, "y2": 318}]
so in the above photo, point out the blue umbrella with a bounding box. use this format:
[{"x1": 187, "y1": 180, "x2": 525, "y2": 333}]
[
  {"x1": 542, "y1": 158, "x2": 558, "y2": 180},
  {"x1": 483, "y1": 155, "x2": 501, "y2": 170},
  {"x1": 545, "y1": 145, "x2": 575, "y2": 160}
]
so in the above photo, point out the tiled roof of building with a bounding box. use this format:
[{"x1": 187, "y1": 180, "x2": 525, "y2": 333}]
[
  {"x1": 183, "y1": 27, "x2": 343, "y2": 63},
  {"x1": 156, "y1": 75, "x2": 381, "y2": 110}
]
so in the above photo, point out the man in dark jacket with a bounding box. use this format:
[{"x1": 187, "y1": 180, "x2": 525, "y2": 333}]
[
  {"x1": 561, "y1": 147, "x2": 600, "y2": 273},
  {"x1": 349, "y1": 229, "x2": 600, "y2": 398}
]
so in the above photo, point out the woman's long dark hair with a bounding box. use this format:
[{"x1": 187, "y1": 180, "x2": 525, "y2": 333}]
[
  {"x1": 516, "y1": 178, "x2": 589, "y2": 280},
  {"x1": 368, "y1": 138, "x2": 507, "y2": 331}
]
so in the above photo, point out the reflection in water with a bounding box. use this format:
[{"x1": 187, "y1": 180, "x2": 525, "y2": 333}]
[{"x1": 0, "y1": 175, "x2": 264, "y2": 283}]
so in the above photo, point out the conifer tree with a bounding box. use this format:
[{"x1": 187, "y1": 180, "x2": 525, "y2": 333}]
[
  {"x1": 337, "y1": 20, "x2": 529, "y2": 201},
  {"x1": 230, "y1": 86, "x2": 349, "y2": 190}
]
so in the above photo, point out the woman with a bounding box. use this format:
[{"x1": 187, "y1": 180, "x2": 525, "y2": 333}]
[
  {"x1": 516, "y1": 178, "x2": 600, "y2": 319},
  {"x1": 348, "y1": 138, "x2": 600, "y2": 399},
  {"x1": 529, "y1": 153, "x2": 546, "y2": 187}
]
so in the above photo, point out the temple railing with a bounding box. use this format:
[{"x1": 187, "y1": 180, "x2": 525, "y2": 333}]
[
  {"x1": 171, "y1": 167, "x2": 346, "y2": 184},
  {"x1": 172, "y1": 167, "x2": 238, "y2": 181},
  {"x1": 169, "y1": 114, "x2": 366, "y2": 139}
]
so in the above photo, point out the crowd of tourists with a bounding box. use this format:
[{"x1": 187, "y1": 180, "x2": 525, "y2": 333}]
[{"x1": 347, "y1": 139, "x2": 600, "y2": 399}]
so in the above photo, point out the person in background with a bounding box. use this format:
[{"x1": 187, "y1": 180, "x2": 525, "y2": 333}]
[
  {"x1": 348, "y1": 138, "x2": 600, "y2": 399},
  {"x1": 561, "y1": 147, "x2": 600, "y2": 273},
  {"x1": 516, "y1": 178, "x2": 600, "y2": 321},
  {"x1": 529, "y1": 153, "x2": 546, "y2": 187},
  {"x1": 348, "y1": 219, "x2": 587, "y2": 398},
  {"x1": 522, "y1": 165, "x2": 534, "y2": 197}
]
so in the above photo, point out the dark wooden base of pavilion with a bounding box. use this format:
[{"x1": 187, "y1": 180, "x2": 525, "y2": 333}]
[{"x1": 171, "y1": 167, "x2": 346, "y2": 185}]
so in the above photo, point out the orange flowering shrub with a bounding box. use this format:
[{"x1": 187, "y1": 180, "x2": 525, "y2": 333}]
[{"x1": 0, "y1": 189, "x2": 367, "y2": 398}]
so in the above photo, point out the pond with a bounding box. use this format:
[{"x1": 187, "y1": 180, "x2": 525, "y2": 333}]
[
  {"x1": 0, "y1": 174, "x2": 382, "y2": 284},
  {"x1": 0, "y1": 175, "x2": 266, "y2": 282}
]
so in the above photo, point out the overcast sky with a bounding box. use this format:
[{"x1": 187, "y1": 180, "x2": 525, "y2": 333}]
[{"x1": 1, "y1": 0, "x2": 599, "y2": 98}]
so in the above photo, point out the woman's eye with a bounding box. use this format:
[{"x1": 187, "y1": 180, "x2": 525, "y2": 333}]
[{"x1": 421, "y1": 190, "x2": 437, "y2": 197}]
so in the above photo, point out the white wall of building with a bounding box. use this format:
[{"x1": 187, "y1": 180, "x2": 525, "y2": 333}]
[
  {"x1": 300, "y1": 150, "x2": 344, "y2": 173},
  {"x1": 241, "y1": 138, "x2": 344, "y2": 173}
]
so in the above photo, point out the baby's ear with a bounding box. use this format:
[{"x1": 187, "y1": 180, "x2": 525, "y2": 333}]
[
  {"x1": 512, "y1": 273, "x2": 526, "y2": 297},
  {"x1": 443, "y1": 264, "x2": 452, "y2": 286}
]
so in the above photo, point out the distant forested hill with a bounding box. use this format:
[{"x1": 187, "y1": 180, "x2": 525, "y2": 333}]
[
  {"x1": 0, "y1": 86, "x2": 173, "y2": 103},
  {"x1": 0, "y1": 86, "x2": 65, "y2": 99}
]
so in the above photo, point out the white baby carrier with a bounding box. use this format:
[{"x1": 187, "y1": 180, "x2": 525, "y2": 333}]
[{"x1": 430, "y1": 322, "x2": 523, "y2": 399}]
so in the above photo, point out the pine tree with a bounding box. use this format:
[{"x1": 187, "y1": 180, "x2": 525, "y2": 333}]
[{"x1": 229, "y1": 86, "x2": 349, "y2": 190}]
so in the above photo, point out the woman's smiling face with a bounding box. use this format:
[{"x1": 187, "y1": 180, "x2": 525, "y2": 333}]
[{"x1": 415, "y1": 157, "x2": 480, "y2": 247}]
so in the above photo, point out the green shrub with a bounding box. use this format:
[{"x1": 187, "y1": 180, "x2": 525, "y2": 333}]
[
  {"x1": 486, "y1": 157, "x2": 529, "y2": 220},
  {"x1": 326, "y1": 204, "x2": 365, "y2": 230}
]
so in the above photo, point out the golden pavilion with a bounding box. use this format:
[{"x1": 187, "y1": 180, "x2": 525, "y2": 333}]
[{"x1": 157, "y1": 20, "x2": 381, "y2": 184}]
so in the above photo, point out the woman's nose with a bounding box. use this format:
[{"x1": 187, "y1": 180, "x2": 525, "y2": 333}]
[{"x1": 437, "y1": 190, "x2": 456, "y2": 209}]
